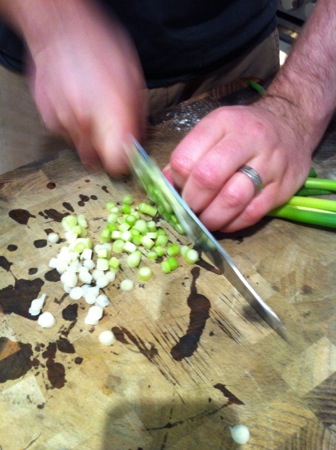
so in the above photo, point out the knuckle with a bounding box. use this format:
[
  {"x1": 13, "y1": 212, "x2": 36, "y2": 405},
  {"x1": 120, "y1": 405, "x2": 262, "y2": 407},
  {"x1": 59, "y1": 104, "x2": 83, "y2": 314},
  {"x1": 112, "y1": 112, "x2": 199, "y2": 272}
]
[
  {"x1": 192, "y1": 163, "x2": 221, "y2": 190},
  {"x1": 170, "y1": 153, "x2": 193, "y2": 177},
  {"x1": 223, "y1": 185, "x2": 245, "y2": 209}
]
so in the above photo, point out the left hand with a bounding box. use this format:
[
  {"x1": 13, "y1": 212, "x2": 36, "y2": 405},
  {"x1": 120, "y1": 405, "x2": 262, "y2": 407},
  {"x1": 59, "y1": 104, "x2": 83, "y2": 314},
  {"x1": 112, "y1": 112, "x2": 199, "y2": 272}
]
[{"x1": 163, "y1": 102, "x2": 313, "y2": 233}]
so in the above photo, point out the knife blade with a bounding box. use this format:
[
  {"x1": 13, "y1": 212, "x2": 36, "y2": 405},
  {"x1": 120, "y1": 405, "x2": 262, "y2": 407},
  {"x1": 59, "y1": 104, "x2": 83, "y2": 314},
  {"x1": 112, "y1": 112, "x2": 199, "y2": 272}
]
[{"x1": 128, "y1": 137, "x2": 286, "y2": 339}]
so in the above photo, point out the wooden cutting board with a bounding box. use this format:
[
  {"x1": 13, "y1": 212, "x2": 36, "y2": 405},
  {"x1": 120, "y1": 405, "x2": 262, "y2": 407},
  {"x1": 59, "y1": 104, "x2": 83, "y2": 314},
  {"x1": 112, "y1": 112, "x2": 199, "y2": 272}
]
[{"x1": 1, "y1": 85, "x2": 336, "y2": 449}]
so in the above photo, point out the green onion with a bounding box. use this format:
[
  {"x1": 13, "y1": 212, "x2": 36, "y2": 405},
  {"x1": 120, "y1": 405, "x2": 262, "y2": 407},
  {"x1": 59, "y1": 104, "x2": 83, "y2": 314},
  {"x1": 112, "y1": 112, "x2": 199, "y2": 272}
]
[
  {"x1": 304, "y1": 177, "x2": 336, "y2": 192},
  {"x1": 287, "y1": 196, "x2": 336, "y2": 212},
  {"x1": 295, "y1": 187, "x2": 332, "y2": 197},
  {"x1": 247, "y1": 80, "x2": 266, "y2": 95},
  {"x1": 268, "y1": 204, "x2": 336, "y2": 228}
]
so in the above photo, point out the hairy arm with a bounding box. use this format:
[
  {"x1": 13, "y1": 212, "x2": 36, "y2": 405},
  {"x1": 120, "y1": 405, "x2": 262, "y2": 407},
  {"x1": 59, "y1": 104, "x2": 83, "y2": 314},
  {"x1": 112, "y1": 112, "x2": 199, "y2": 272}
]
[
  {"x1": 166, "y1": 0, "x2": 336, "y2": 232},
  {"x1": 263, "y1": 0, "x2": 336, "y2": 154}
]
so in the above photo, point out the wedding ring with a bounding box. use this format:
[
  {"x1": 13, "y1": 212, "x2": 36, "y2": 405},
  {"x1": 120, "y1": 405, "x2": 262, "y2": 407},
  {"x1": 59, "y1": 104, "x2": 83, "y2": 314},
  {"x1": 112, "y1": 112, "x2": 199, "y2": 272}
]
[{"x1": 238, "y1": 165, "x2": 263, "y2": 193}]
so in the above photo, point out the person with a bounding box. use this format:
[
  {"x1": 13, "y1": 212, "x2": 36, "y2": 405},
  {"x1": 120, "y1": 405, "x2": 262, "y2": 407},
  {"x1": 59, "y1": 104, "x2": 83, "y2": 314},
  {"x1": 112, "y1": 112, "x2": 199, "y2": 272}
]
[{"x1": 0, "y1": 0, "x2": 334, "y2": 233}]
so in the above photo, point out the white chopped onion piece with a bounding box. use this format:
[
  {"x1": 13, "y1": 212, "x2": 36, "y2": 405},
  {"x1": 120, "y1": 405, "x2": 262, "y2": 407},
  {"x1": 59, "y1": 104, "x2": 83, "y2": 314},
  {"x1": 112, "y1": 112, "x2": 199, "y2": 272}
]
[
  {"x1": 47, "y1": 232, "x2": 60, "y2": 243},
  {"x1": 98, "y1": 330, "x2": 115, "y2": 346},
  {"x1": 85, "y1": 286, "x2": 100, "y2": 304},
  {"x1": 69, "y1": 286, "x2": 83, "y2": 300},
  {"x1": 92, "y1": 269, "x2": 105, "y2": 280},
  {"x1": 55, "y1": 260, "x2": 69, "y2": 274},
  {"x1": 60, "y1": 271, "x2": 78, "y2": 288},
  {"x1": 83, "y1": 259, "x2": 95, "y2": 270},
  {"x1": 79, "y1": 268, "x2": 93, "y2": 284},
  {"x1": 48, "y1": 257, "x2": 58, "y2": 269},
  {"x1": 120, "y1": 279, "x2": 134, "y2": 292},
  {"x1": 96, "y1": 276, "x2": 109, "y2": 289},
  {"x1": 229, "y1": 425, "x2": 250, "y2": 445},
  {"x1": 105, "y1": 271, "x2": 116, "y2": 282},
  {"x1": 95, "y1": 294, "x2": 110, "y2": 308},
  {"x1": 81, "y1": 248, "x2": 93, "y2": 260},
  {"x1": 37, "y1": 311, "x2": 56, "y2": 328},
  {"x1": 84, "y1": 305, "x2": 103, "y2": 325},
  {"x1": 96, "y1": 258, "x2": 109, "y2": 272}
]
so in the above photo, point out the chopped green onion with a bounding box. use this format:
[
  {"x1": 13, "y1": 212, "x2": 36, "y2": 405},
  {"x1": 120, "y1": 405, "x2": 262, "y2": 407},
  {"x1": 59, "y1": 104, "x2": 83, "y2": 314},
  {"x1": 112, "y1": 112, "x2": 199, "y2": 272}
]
[
  {"x1": 127, "y1": 250, "x2": 142, "y2": 268},
  {"x1": 134, "y1": 219, "x2": 148, "y2": 234},
  {"x1": 138, "y1": 266, "x2": 153, "y2": 281},
  {"x1": 141, "y1": 235, "x2": 155, "y2": 249},
  {"x1": 105, "y1": 201, "x2": 116, "y2": 211},
  {"x1": 112, "y1": 239, "x2": 124, "y2": 253},
  {"x1": 124, "y1": 241, "x2": 137, "y2": 253},
  {"x1": 122, "y1": 194, "x2": 134, "y2": 205},
  {"x1": 100, "y1": 228, "x2": 111, "y2": 243},
  {"x1": 121, "y1": 203, "x2": 131, "y2": 214},
  {"x1": 166, "y1": 243, "x2": 180, "y2": 257},
  {"x1": 156, "y1": 234, "x2": 168, "y2": 247},
  {"x1": 183, "y1": 248, "x2": 199, "y2": 265},
  {"x1": 138, "y1": 202, "x2": 157, "y2": 217},
  {"x1": 109, "y1": 256, "x2": 120, "y2": 270}
]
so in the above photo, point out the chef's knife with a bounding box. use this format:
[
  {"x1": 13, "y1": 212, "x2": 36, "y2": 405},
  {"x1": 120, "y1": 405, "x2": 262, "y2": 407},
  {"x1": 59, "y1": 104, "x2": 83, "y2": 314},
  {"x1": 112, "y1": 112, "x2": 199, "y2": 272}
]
[{"x1": 128, "y1": 137, "x2": 286, "y2": 339}]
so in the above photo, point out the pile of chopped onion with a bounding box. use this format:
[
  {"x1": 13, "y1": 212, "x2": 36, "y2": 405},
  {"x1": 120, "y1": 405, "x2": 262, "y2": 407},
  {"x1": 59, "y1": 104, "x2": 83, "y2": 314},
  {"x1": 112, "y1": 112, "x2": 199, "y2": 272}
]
[{"x1": 42, "y1": 194, "x2": 199, "y2": 333}]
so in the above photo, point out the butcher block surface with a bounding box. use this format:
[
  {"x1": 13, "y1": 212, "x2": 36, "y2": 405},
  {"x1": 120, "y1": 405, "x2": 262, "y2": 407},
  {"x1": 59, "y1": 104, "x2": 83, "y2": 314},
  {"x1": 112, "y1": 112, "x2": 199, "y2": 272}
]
[{"x1": 1, "y1": 85, "x2": 336, "y2": 449}]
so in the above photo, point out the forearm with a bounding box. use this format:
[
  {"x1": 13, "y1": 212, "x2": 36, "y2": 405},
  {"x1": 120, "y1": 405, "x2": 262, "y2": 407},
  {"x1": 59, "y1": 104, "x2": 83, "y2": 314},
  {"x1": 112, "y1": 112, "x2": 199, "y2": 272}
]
[
  {"x1": 0, "y1": 0, "x2": 119, "y2": 58},
  {"x1": 262, "y1": 0, "x2": 336, "y2": 153}
]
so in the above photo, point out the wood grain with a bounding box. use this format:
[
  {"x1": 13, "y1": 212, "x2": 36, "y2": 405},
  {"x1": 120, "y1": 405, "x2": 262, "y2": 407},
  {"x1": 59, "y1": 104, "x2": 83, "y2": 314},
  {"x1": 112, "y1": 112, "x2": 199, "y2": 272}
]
[{"x1": 1, "y1": 85, "x2": 336, "y2": 449}]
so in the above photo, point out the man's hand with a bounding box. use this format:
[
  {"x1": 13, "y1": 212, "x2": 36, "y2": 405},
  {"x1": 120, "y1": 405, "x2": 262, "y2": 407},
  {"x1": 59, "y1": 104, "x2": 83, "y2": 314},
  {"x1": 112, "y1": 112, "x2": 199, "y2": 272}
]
[
  {"x1": 163, "y1": 101, "x2": 312, "y2": 232},
  {"x1": 1, "y1": 0, "x2": 146, "y2": 176}
]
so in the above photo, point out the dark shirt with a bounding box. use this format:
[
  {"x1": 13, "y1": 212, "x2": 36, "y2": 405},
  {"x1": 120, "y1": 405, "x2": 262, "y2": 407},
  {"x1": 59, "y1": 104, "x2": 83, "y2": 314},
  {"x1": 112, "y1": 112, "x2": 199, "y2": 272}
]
[{"x1": 0, "y1": 0, "x2": 277, "y2": 87}]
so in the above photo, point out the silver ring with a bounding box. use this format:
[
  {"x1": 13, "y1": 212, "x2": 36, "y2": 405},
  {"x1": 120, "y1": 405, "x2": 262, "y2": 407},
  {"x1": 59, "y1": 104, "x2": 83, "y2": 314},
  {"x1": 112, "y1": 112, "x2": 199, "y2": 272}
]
[{"x1": 238, "y1": 165, "x2": 263, "y2": 193}]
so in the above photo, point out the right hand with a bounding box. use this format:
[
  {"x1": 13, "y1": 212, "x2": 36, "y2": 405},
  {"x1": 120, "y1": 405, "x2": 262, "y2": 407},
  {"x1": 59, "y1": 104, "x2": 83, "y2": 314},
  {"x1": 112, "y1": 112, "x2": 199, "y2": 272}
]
[{"x1": 26, "y1": 2, "x2": 146, "y2": 176}]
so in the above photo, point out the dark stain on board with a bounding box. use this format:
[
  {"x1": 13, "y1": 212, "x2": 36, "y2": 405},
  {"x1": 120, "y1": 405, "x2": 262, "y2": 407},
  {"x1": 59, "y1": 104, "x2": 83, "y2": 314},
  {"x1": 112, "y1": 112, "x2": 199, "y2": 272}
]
[
  {"x1": 112, "y1": 326, "x2": 158, "y2": 362},
  {"x1": 44, "y1": 269, "x2": 60, "y2": 282},
  {"x1": 63, "y1": 202, "x2": 74, "y2": 212},
  {"x1": 170, "y1": 267, "x2": 211, "y2": 361},
  {"x1": 0, "y1": 338, "x2": 35, "y2": 383},
  {"x1": 0, "y1": 255, "x2": 13, "y2": 272},
  {"x1": 56, "y1": 337, "x2": 75, "y2": 354},
  {"x1": 42, "y1": 342, "x2": 66, "y2": 389},
  {"x1": 62, "y1": 303, "x2": 78, "y2": 321},
  {"x1": 214, "y1": 383, "x2": 244, "y2": 406},
  {"x1": 7, "y1": 244, "x2": 18, "y2": 252},
  {"x1": 9, "y1": 209, "x2": 35, "y2": 225},
  {"x1": 0, "y1": 278, "x2": 44, "y2": 319},
  {"x1": 47, "y1": 182, "x2": 56, "y2": 190},
  {"x1": 40, "y1": 209, "x2": 68, "y2": 222},
  {"x1": 78, "y1": 194, "x2": 90, "y2": 207},
  {"x1": 34, "y1": 239, "x2": 47, "y2": 248}
]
